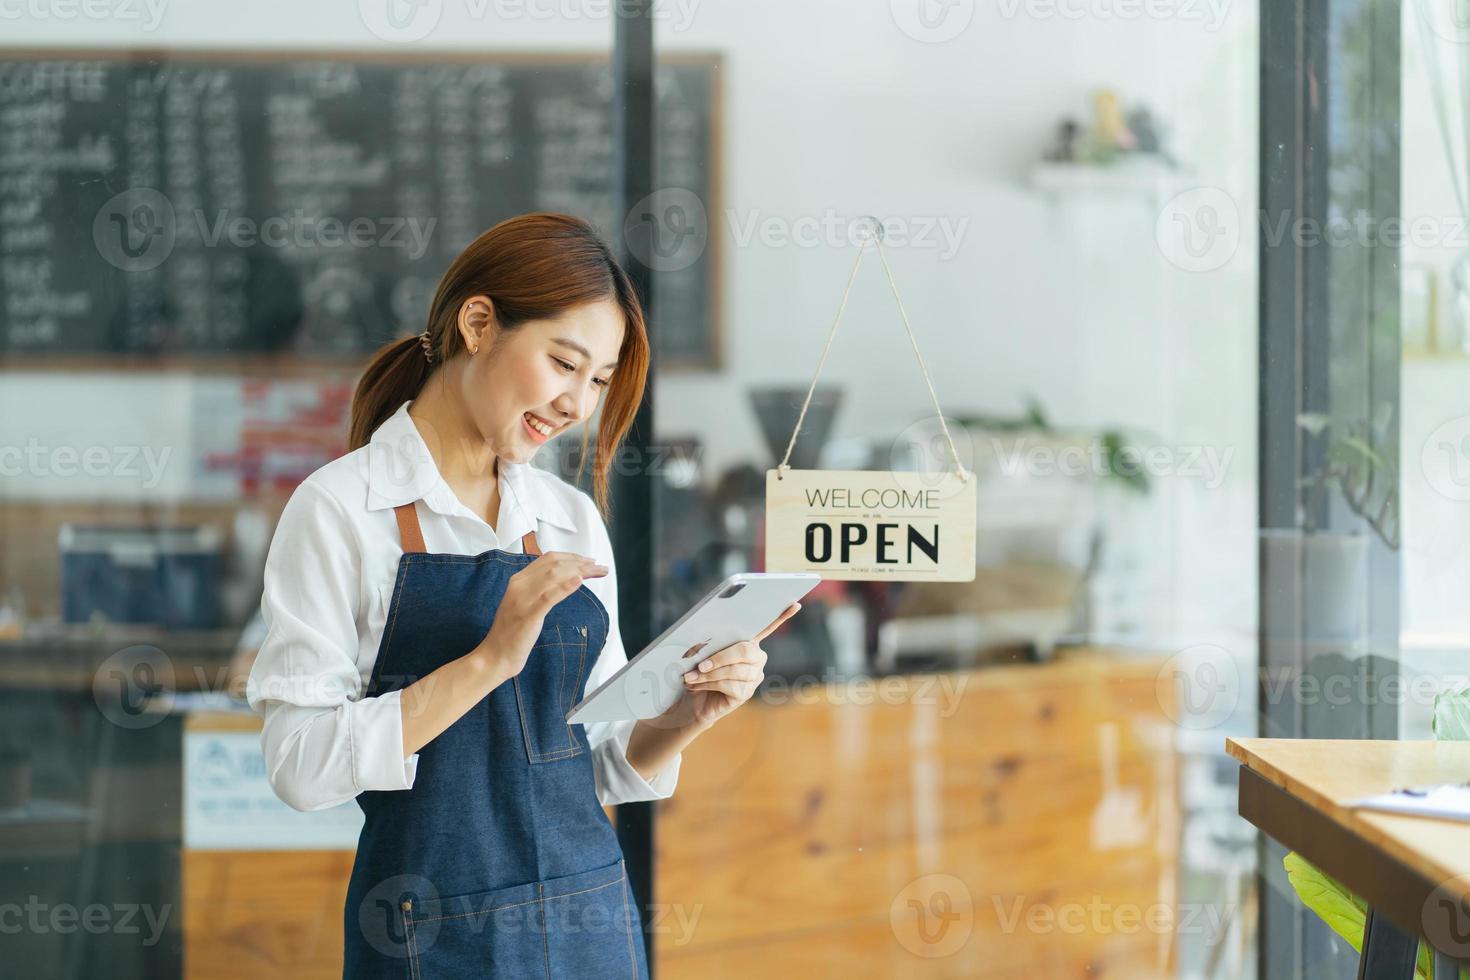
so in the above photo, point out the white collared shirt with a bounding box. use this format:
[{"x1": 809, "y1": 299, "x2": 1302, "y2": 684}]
[{"x1": 245, "y1": 399, "x2": 680, "y2": 812}]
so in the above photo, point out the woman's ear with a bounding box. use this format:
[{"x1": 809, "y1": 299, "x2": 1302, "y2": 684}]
[{"x1": 456, "y1": 295, "x2": 496, "y2": 355}]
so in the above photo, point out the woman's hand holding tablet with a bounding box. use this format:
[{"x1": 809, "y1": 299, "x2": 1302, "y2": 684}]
[{"x1": 566, "y1": 572, "x2": 820, "y2": 726}]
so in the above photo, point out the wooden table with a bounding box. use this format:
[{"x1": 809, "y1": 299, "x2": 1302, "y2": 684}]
[{"x1": 1227, "y1": 738, "x2": 1470, "y2": 978}]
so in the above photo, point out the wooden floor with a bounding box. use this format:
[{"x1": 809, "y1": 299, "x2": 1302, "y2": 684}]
[{"x1": 182, "y1": 652, "x2": 1180, "y2": 978}]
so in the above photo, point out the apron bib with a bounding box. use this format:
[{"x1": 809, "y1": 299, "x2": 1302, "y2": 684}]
[{"x1": 341, "y1": 500, "x2": 648, "y2": 979}]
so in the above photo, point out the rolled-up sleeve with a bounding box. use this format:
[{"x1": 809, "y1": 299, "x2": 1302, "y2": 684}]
[
  {"x1": 246, "y1": 480, "x2": 418, "y2": 812},
  {"x1": 577, "y1": 498, "x2": 682, "y2": 806}
]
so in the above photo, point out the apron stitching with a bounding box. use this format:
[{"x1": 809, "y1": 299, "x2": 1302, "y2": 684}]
[
  {"x1": 404, "y1": 905, "x2": 419, "y2": 980},
  {"x1": 619, "y1": 865, "x2": 637, "y2": 978},
  {"x1": 552, "y1": 625, "x2": 573, "y2": 752},
  {"x1": 567, "y1": 631, "x2": 587, "y2": 749},
  {"x1": 378, "y1": 559, "x2": 411, "y2": 681},
  {"x1": 412, "y1": 877, "x2": 622, "y2": 923},
  {"x1": 513, "y1": 677, "x2": 538, "y2": 765},
  {"x1": 538, "y1": 884, "x2": 551, "y2": 979}
]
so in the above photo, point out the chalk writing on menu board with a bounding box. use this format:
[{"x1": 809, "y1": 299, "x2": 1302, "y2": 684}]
[{"x1": 0, "y1": 54, "x2": 719, "y2": 366}]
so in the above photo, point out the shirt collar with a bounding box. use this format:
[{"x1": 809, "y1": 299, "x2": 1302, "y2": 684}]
[{"x1": 363, "y1": 400, "x2": 578, "y2": 539}]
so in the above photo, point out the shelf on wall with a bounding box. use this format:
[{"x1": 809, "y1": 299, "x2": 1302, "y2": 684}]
[{"x1": 1028, "y1": 159, "x2": 1193, "y2": 200}]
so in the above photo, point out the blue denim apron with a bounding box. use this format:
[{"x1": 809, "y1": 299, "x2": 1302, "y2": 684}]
[{"x1": 342, "y1": 500, "x2": 649, "y2": 979}]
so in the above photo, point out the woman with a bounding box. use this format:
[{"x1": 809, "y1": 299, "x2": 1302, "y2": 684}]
[{"x1": 247, "y1": 213, "x2": 798, "y2": 978}]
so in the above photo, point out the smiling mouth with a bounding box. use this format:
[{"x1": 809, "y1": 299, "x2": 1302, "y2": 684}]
[{"x1": 523, "y1": 412, "x2": 557, "y2": 440}]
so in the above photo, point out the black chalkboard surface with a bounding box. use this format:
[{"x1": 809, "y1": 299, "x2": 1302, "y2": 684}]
[{"x1": 0, "y1": 52, "x2": 721, "y2": 366}]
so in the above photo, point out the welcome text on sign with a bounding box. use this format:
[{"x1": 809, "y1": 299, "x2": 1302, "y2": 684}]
[{"x1": 766, "y1": 469, "x2": 976, "y2": 582}]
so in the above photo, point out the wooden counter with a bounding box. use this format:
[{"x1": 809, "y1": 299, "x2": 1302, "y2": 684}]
[{"x1": 182, "y1": 652, "x2": 1180, "y2": 978}]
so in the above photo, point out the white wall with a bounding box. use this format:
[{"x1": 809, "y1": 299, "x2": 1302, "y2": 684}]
[{"x1": 1, "y1": 0, "x2": 1262, "y2": 643}]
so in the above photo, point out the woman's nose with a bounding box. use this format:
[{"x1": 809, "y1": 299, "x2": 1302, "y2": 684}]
[{"x1": 553, "y1": 389, "x2": 590, "y2": 423}]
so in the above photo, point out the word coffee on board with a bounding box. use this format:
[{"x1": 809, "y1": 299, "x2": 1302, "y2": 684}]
[{"x1": 764, "y1": 469, "x2": 976, "y2": 581}]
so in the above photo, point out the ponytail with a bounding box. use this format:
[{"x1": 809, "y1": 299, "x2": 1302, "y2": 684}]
[{"x1": 348, "y1": 333, "x2": 434, "y2": 452}]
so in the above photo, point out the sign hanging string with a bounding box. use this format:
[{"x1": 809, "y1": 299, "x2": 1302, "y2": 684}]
[{"x1": 776, "y1": 223, "x2": 970, "y2": 483}]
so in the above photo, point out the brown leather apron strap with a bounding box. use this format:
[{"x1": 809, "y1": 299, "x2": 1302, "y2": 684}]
[
  {"x1": 393, "y1": 502, "x2": 426, "y2": 554},
  {"x1": 396, "y1": 500, "x2": 542, "y2": 557}
]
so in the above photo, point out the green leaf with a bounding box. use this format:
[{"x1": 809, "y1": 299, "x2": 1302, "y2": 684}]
[
  {"x1": 1433, "y1": 687, "x2": 1470, "y2": 742},
  {"x1": 1283, "y1": 852, "x2": 1367, "y2": 953}
]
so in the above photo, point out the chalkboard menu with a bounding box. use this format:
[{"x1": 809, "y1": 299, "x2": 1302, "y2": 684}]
[{"x1": 0, "y1": 53, "x2": 721, "y2": 366}]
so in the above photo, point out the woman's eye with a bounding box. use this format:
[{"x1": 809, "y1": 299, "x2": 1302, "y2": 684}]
[
  {"x1": 553, "y1": 357, "x2": 574, "y2": 372},
  {"x1": 593, "y1": 377, "x2": 610, "y2": 388}
]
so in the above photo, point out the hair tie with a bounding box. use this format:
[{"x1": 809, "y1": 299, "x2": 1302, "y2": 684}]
[{"x1": 418, "y1": 330, "x2": 434, "y2": 362}]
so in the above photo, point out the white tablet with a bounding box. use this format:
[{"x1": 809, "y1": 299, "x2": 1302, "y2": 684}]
[{"x1": 566, "y1": 572, "x2": 821, "y2": 724}]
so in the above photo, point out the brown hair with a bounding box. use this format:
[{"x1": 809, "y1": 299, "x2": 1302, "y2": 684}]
[{"x1": 348, "y1": 213, "x2": 649, "y2": 519}]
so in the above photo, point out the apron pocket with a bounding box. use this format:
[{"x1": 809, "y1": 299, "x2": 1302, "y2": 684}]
[
  {"x1": 512, "y1": 624, "x2": 588, "y2": 764},
  {"x1": 403, "y1": 878, "x2": 549, "y2": 980},
  {"x1": 542, "y1": 859, "x2": 644, "y2": 980}
]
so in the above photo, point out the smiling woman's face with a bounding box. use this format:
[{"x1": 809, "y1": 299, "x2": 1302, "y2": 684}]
[{"x1": 455, "y1": 295, "x2": 625, "y2": 467}]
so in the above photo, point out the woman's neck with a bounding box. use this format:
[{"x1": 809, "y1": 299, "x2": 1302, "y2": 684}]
[{"x1": 407, "y1": 376, "x2": 502, "y2": 529}]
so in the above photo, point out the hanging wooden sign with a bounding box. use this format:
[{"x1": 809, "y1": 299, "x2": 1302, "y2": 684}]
[
  {"x1": 765, "y1": 469, "x2": 976, "y2": 580},
  {"x1": 763, "y1": 220, "x2": 977, "y2": 582}
]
